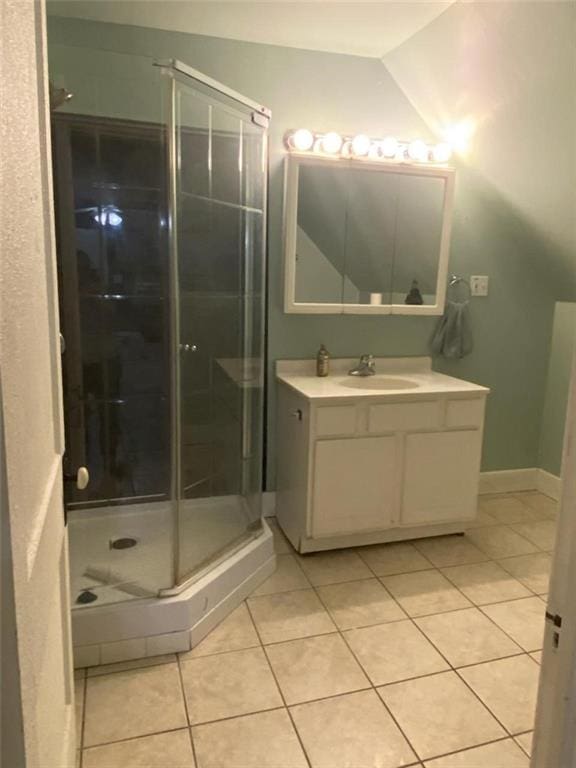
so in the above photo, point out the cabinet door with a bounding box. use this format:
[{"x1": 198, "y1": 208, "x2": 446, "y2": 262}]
[
  {"x1": 312, "y1": 436, "x2": 397, "y2": 538},
  {"x1": 402, "y1": 430, "x2": 481, "y2": 525}
]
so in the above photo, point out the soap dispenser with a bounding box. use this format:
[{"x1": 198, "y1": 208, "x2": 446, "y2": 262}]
[{"x1": 316, "y1": 344, "x2": 330, "y2": 377}]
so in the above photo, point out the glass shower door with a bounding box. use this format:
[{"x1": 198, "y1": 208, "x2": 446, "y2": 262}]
[{"x1": 170, "y1": 71, "x2": 267, "y2": 584}]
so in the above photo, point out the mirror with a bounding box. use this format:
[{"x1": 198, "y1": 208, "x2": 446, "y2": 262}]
[{"x1": 284, "y1": 155, "x2": 454, "y2": 314}]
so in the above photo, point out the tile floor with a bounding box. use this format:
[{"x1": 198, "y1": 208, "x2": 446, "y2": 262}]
[{"x1": 75, "y1": 490, "x2": 557, "y2": 768}]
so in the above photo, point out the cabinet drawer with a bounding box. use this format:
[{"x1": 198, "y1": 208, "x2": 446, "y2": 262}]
[
  {"x1": 368, "y1": 401, "x2": 440, "y2": 433},
  {"x1": 316, "y1": 405, "x2": 357, "y2": 437},
  {"x1": 445, "y1": 398, "x2": 485, "y2": 428}
]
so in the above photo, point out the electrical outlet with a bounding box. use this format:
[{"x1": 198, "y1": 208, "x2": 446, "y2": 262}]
[{"x1": 470, "y1": 275, "x2": 489, "y2": 296}]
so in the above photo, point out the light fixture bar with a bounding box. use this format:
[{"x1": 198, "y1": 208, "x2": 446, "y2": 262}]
[{"x1": 285, "y1": 129, "x2": 453, "y2": 165}]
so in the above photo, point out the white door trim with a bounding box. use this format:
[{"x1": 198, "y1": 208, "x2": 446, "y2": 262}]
[{"x1": 532, "y1": 342, "x2": 576, "y2": 767}]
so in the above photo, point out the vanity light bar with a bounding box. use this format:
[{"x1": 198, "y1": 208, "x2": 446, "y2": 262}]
[{"x1": 286, "y1": 129, "x2": 452, "y2": 165}]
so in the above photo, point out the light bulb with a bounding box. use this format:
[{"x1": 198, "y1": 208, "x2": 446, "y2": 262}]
[
  {"x1": 94, "y1": 207, "x2": 122, "y2": 227},
  {"x1": 443, "y1": 119, "x2": 475, "y2": 155},
  {"x1": 432, "y1": 142, "x2": 452, "y2": 163},
  {"x1": 351, "y1": 134, "x2": 371, "y2": 157},
  {"x1": 407, "y1": 140, "x2": 429, "y2": 162},
  {"x1": 321, "y1": 132, "x2": 343, "y2": 154},
  {"x1": 290, "y1": 128, "x2": 314, "y2": 152},
  {"x1": 381, "y1": 136, "x2": 398, "y2": 158}
]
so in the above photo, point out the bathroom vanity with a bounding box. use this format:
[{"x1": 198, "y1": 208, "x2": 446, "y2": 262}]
[{"x1": 275, "y1": 357, "x2": 489, "y2": 552}]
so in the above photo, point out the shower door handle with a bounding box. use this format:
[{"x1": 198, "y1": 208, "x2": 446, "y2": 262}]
[
  {"x1": 179, "y1": 343, "x2": 198, "y2": 353},
  {"x1": 64, "y1": 466, "x2": 90, "y2": 491}
]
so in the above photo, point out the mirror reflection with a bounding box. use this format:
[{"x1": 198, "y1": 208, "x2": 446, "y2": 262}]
[{"x1": 291, "y1": 158, "x2": 449, "y2": 312}]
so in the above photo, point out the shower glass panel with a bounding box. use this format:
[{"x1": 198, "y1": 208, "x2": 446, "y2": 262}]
[
  {"x1": 52, "y1": 55, "x2": 175, "y2": 606},
  {"x1": 170, "y1": 71, "x2": 266, "y2": 584},
  {"x1": 50, "y1": 50, "x2": 267, "y2": 607}
]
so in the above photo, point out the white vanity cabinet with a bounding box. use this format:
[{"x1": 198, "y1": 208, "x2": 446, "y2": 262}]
[{"x1": 275, "y1": 363, "x2": 488, "y2": 553}]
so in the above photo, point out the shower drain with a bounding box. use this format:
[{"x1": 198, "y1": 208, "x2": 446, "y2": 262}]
[{"x1": 110, "y1": 537, "x2": 138, "y2": 550}]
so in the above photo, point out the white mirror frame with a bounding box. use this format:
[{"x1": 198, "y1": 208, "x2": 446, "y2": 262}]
[{"x1": 283, "y1": 153, "x2": 455, "y2": 315}]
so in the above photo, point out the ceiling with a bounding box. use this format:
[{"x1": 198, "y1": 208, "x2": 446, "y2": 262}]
[{"x1": 47, "y1": 1, "x2": 456, "y2": 59}]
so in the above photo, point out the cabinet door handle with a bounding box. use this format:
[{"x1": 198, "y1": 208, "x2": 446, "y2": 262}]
[{"x1": 291, "y1": 409, "x2": 303, "y2": 421}]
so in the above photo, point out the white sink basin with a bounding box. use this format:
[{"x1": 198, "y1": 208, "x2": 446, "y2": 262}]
[{"x1": 340, "y1": 376, "x2": 420, "y2": 391}]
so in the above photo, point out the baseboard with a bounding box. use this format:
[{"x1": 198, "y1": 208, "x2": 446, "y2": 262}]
[
  {"x1": 263, "y1": 491, "x2": 276, "y2": 517},
  {"x1": 536, "y1": 469, "x2": 562, "y2": 500},
  {"x1": 479, "y1": 468, "x2": 539, "y2": 494},
  {"x1": 479, "y1": 468, "x2": 561, "y2": 499}
]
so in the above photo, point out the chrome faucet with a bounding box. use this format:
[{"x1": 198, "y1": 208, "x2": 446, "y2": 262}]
[{"x1": 348, "y1": 354, "x2": 376, "y2": 376}]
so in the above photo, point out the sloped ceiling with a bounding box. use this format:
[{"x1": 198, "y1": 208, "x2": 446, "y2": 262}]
[
  {"x1": 47, "y1": 0, "x2": 455, "y2": 59},
  {"x1": 382, "y1": 1, "x2": 576, "y2": 280}
]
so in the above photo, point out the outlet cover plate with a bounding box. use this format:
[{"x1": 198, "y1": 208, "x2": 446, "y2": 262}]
[{"x1": 470, "y1": 275, "x2": 489, "y2": 296}]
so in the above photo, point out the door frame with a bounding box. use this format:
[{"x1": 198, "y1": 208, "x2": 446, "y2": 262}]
[{"x1": 532, "y1": 340, "x2": 576, "y2": 766}]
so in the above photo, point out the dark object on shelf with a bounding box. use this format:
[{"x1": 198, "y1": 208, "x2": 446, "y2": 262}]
[{"x1": 405, "y1": 280, "x2": 424, "y2": 305}]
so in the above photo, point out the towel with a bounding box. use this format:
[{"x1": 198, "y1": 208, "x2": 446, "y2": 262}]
[{"x1": 431, "y1": 300, "x2": 473, "y2": 359}]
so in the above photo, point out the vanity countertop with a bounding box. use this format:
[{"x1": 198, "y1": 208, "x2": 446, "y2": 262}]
[{"x1": 276, "y1": 356, "x2": 490, "y2": 402}]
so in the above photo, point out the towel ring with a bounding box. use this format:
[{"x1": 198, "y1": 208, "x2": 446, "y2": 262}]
[{"x1": 448, "y1": 274, "x2": 471, "y2": 304}]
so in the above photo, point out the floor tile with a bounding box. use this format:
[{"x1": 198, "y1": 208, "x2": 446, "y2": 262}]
[
  {"x1": 83, "y1": 665, "x2": 187, "y2": 747},
  {"x1": 423, "y1": 738, "x2": 529, "y2": 767},
  {"x1": 530, "y1": 651, "x2": 542, "y2": 664},
  {"x1": 247, "y1": 589, "x2": 335, "y2": 644},
  {"x1": 459, "y1": 655, "x2": 540, "y2": 734},
  {"x1": 192, "y1": 709, "x2": 308, "y2": 768},
  {"x1": 479, "y1": 495, "x2": 543, "y2": 524},
  {"x1": 297, "y1": 550, "x2": 373, "y2": 586},
  {"x1": 357, "y1": 541, "x2": 432, "y2": 576},
  {"x1": 511, "y1": 521, "x2": 557, "y2": 551},
  {"x1": 252, "y1": 554, "x2": 310, "y2": 596},
  {"x1": 180, "y1": 647, "x2": 282, "y2": 724},
  {"x1": 466, "y1": 526, "x2": 538, "y2": 559},
  {"x1": 83, "y1": 730, "x2": 195, "y2": 768},
  {"x1": 268, "y1": 518, "x2": 293, "y2": 554},
  {"x1": 265, "y1": 633, "x2": 369, "y2": 705},
  {"x1": 291, "y1": 689, "x2": 416, "y2": 768},
  {"x1": 515, "y1": 492, "x2": 558, "y2": 518},
  {"x1": 378, "y1": 671, "x2": 505, "y2": 760},
  {"x1": 87, "y1": 655, "x2": 177, "y2": 677},
  {"x1": 381, "y1": 570, "x2": 472, "y2": 617},
  {"x1": 515, "y1": 731, "x2": 534, "y2": 756},
  {"x1": 316, "y1": 578, "x2": 406, "y2": 630},
  {"x1": 497, "y1": 553, "x2": 551, "y2": 594},
  {"x1": 344, "y1": 620, "x2": 449, "y2": 685},
  {"x1": 481, "y1": 597, "x2": 545, "y2": 651},
  {"x1": 415, "y1": 607, "x2": 522, "y2": 667},
  {"x1": 183, "y1": 603, "x2": 259, "y2": 659},
  {"x1": 441, "y1": 561, "x2": 531, "y2": 605},
  {"x1": 413, "y1": 535, "x2": 488, "y2": 567}
]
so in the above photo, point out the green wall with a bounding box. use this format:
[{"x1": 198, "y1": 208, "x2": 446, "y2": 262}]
[
  {"x1": 539, "y1": 303, "x2": 576, "y2": 475},
  {"x1": 47, "y1": 14, "x2": 575, "y2": 488}
]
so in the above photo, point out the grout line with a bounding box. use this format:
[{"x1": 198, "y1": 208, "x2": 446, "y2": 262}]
[
  {"x1": 418, "y1": 734, "x2": 530, "y2": 765},
  {"x1": 312, "y1": 558, "x2": 536, "y2": 755},
  {"x1": 79, "y1": 670, "x2": 87, "y2": 766},
  {"x1": 175, "y1": 653, "x2": 199, "y2": 768},
  {"x1": 310, "y1": 578, "x2": 422, "y2": 763},
  {"x1": 178, "y1": 640, "x2": 262, "y2": 662},
  {"x1": 82, "y1": 725, "x2": 195, "y2": 753},
  {"x1": 245, "y1": 599, "x2": 313, "y2": 768}
]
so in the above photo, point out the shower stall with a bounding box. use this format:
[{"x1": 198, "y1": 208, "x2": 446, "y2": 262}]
[{"x1": 51, "y1": 57, "x2": 273, "y2": 660}]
